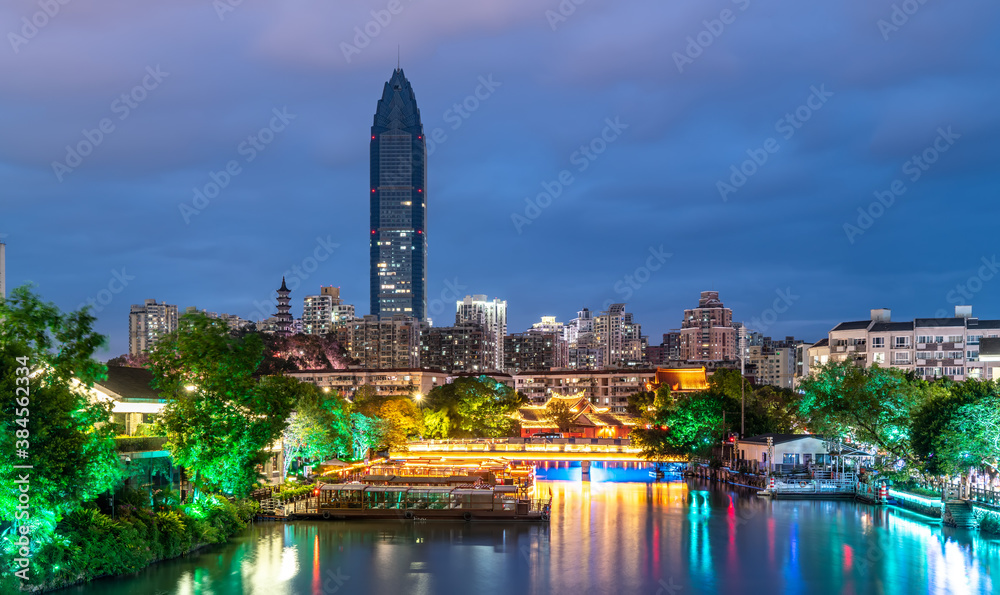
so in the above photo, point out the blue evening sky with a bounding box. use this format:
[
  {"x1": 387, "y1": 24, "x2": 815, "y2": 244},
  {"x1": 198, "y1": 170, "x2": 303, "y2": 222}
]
[{"x1": 1, "y1": 0, "x2": 998, "y2": 357}]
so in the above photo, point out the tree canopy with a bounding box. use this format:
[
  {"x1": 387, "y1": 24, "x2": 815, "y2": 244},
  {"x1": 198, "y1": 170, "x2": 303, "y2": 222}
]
[
  {"x1": 282, "y1": 384, "x2": 353, "y2": 476},
  {"x1": 0, "y1": 286, "x2": 123, "y2": 542},
  {"x1": 147, "y1": 313, "x2": 297, "y2": 498},
  {"x1": 423, "y1": 376, "x2": 523, "y2": 438},
  {"x1": 798, "y1": 361, "x2": 927, "y2": 473}
]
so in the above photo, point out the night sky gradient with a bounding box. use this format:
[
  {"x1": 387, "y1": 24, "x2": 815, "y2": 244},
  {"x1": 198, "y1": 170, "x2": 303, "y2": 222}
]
[{"x1": 2, "y1": 0, "x2": 998, "y2": 358}]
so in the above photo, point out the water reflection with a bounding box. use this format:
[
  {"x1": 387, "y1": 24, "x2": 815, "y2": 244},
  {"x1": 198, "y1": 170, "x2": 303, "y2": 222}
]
[{"x1": 68, "y1": 470, "x2": 1000, "y2": 595}]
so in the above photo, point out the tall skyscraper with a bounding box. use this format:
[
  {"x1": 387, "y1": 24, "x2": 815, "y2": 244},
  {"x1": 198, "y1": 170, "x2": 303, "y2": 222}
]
[{"x1": 370, "y1": 68, "x2": 427, "y2": 321}]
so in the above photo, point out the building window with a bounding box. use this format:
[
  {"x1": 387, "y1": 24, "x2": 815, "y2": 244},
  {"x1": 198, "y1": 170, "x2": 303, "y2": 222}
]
[
  {"x1": 873, "y1": 352, "x2": 885, "y2": 364},
  {"x1": 872, "y1": 337, "x2": 885, "y2": 348}
]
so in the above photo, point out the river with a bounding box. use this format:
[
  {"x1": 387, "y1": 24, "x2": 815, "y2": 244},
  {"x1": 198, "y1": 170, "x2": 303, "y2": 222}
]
[{"x1": 65, "y1": 463, "x2": 1000, "y2": 595}]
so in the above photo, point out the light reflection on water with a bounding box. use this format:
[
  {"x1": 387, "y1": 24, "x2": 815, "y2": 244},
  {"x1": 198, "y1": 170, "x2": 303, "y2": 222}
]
[{"x1": 67, "y1": 465, "x2": 1000, "y2": 595}]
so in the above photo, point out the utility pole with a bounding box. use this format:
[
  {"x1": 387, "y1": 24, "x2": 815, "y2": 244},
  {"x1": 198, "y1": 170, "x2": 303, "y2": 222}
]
[{"x1": 738, "y1": 324, "x2": 746, "y2": 437}]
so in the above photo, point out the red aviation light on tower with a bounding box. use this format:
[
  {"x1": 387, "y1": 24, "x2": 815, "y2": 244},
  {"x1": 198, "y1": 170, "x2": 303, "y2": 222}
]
[
  {"x1": 371, "y1": 230, "x2": 376, "y2": 234},
  {"x1": 371, "y1": 135, "x2": 375, "y2": 140}
]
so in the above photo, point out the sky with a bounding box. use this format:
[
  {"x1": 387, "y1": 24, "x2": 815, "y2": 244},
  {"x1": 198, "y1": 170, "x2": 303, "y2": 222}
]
[{"x1": 1, "y1": 0, "x2": 998, "y2": 358}]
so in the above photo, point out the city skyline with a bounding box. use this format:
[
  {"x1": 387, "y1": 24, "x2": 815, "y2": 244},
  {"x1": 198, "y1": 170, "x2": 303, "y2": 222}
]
[{"x1": 2, "y1": 1, "x2": 998, "y2": 358}]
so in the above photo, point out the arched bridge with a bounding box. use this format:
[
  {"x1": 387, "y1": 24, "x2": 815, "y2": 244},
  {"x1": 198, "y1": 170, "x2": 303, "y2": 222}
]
[{"x1": 391, "y1": 438, "x2": 688, "y2": 463}]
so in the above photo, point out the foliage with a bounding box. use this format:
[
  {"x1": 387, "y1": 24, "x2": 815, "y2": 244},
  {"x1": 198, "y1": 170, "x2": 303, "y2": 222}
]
[
  {"x1": 631, "y1": 428, "x2": 683, "y2": 462},
  {"x1": 1, "y1": 493, "x2": 255, "y2": 592},
  {"x1": 626, "y1": 385, "x2": 672, "y2": 419},
  {"x1": 106, "y1": 352, "x2": 150, "y2": 368},
  {"x1": 351, "y1": 385, "x2": 424, "y2": 450},
  {"x1": 424, "y1": 376, "x2": 523, "y2": 438},
  {"x1": 0, "y1": 286, "x2": 124, "y2": 549},
  {"x1": 146, "y1": 313, "x2": 297, "y2": 498},
  {"x1": 282, "y1": 384, "x2": 353, "y2": 477},
  {"x1": 798, "y1": 361, "x2": 927, "y2": 473},
  {"x1": 422, "y1": 408, "x2": 452, "y2": 439},
  {"x1": 349, "y1": 412, "x2": 387, "y2": 460},
  {"x1": 255, "y1": 332, "x2": 350, "y2": 375},
  {"x1": 923, "y1": 380, "x2": 1000, "y2": 476},
  {"x1": 543, "y1": 399, "x2": 575, "y2": 432}
]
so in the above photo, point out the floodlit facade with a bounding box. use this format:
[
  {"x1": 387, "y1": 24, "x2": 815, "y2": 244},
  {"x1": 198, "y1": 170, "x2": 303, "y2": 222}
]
[
  {"x1": 128, "y1": 299, "x2": 179, "y2": 356},
  {"x1": 370, "y1": 68, "x2": 427, "y2": 321}
]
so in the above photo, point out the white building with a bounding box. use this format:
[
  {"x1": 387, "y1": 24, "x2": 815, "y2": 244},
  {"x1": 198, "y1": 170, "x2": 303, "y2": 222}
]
[
  {"x1": 456, "y1": 295, "x2": 507, "y2": 371},
  {"x1": 129, "y1": 299, "x2": 179, "y2": 356},
  {"x1": 594, "y1": 303, "x2": 646, "y2": 367},
  {"x1": 303, "y1": 286, "x2": 355, "y2": 335},
  {"x1": 821, "y1": 307, "x2": 1000, "y2": 381}
]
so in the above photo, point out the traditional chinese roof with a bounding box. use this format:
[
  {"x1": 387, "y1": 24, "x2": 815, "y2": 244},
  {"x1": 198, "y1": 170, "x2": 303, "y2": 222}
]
[
  {"x1": 514, "y1": 392, "x2": 639, "y2": 428},
  {"x1": 653, "y1": 367, "x2": 709, "y2": 392}
]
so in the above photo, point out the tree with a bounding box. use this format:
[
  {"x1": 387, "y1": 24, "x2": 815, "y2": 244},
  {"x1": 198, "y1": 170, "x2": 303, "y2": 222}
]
[
  {"x1": 0, "y1": 286, "x2": 123, "y2": 545},
  {"x1": 626, "y1": 385, "x2": 670, "y2": 419},
  {"x1": 544, "y1": 399, "x2": 575, "y2": 432},
  {"x1": 631, "y1": 428, "x2": 681, "y2": 462},
  {"x1": 350, "y1": 385, "x2": 424, "y2": 451},
  {"x1": 282, "y1": 384, "x2": 353, "y2": 477},
  {"x1": 913, "y1": 380, "x2": 1000, "y2": 478},
  {"x1": 422, "y1": 408, "x2": 452, "y2": 439},
  {"x1": 147, "y1": 313, "x2": 297, "y2": 498},
  {"x1": 424, "y1": 376, "x2": 523, "y2": 438},
  {"x1": 256, "y1": 332, "x2": 350, "y2": 376},
  {"x1": 799, "y1": 361, "x2": 927, "y2": 473}
]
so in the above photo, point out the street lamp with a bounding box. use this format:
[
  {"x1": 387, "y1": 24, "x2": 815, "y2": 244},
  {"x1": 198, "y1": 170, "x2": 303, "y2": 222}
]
[{"x1": 413, "y1": 392, "x2": 423, "y2": 409}]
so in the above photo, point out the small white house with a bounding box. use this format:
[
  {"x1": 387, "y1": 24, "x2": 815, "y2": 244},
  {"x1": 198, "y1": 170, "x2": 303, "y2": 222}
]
[{"x1": 737, "y1": 434, "x2": 835, "y2": 471}]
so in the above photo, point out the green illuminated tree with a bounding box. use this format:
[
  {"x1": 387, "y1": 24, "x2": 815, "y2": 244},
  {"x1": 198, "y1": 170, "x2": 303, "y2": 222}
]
[
  {"x1": 913, "y1": 380, "x2": 1000, "y2": 478},
  {"x1": 798, "y1": 361, "x2": 927, "y2": 473},
  {"x1": 0, "y1": 286, "x2": 122, "y2": 542},
  {"x1": 424, "y1": 376, "x2": 523, "y2": 438},
  {"x1": 282, "y1": 384, "x2": 353, "y2": 477},
  {"x1": 147, "y1": 313, "x2": 297, "y2": 498}
]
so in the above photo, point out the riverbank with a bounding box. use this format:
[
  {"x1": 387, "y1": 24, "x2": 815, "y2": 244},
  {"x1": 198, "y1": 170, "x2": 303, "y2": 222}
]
[{"x1": 1, "y1": 496, "x2": 258, "y2": 593}]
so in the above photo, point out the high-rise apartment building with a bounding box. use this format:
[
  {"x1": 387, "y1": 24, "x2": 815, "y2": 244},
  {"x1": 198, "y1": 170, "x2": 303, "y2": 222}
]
[
  {"x1": 504, "y1": 331, "x2": 567, "y2": 373},
  {"x1": 129, "y1": 299, "x2": 179, "y2": 356},
  {"x1": 370, "y1": 68, "x2": 427, "y2": 321},
  {"x1": 456, "y1": 295, "x2": 507, "y2": 371},
  {"x1": 594, "y1": 303, "x2": 646, "y2": 367},
  {"x1": 420, "y1": 323, "x2": 491, "y2": 373},
  {"x1": 302, "y1": 286, "x2": 355, "y2": 335},
  {"x1": 679, "y1": 291, "x2": 737, "y2": 362},
  {"x1": 337, "y1": 314, "x2": 421, "y2": 369},
  {"x1": 745, "y1": 336, "x2": 802, "y2": 389}
]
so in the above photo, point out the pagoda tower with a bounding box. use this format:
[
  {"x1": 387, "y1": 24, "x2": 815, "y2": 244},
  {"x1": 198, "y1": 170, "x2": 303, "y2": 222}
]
[{"x1": 275, "y1": 277, "x2": 292, "y2": 337}]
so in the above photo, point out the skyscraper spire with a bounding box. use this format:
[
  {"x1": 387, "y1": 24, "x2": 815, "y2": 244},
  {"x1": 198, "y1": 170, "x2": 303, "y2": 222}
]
[{"x1": 370, "y1": 68, "x2": 427, "y2": 321}]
